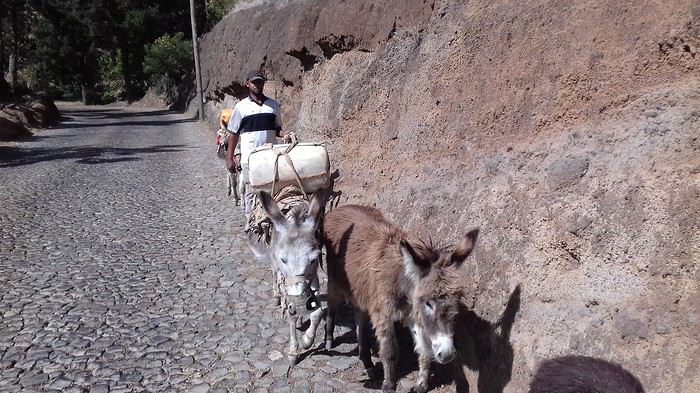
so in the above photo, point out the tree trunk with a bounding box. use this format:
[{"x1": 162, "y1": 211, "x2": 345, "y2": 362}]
[
  {"x1": 8, "y1": 54, "x2": 16, "y2": 90},
  {"x1": 81, "y1": 83, "x2": 87, "y2": 104},
  {"x1": 121, "y1": 45, "x2": 133, "y2": 101},
  {"x1": 0, "y1": 18, "x2": 5, "y2": 81},
  {"x1": 10, "y1": 6, "x2": 19, "y2": 91}
]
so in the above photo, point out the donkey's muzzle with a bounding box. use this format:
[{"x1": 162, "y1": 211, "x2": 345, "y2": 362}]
[{"x1": 435, "y1": 348, "x2": 456, "y2": 364}]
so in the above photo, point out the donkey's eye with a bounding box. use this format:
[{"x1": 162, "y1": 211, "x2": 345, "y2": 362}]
[
  {"x1": 280, "y1": 257, "x2": 288, "y2": 264},
  {"x1": 425, "y1": 300, "x2": 435, "y2": 311}
]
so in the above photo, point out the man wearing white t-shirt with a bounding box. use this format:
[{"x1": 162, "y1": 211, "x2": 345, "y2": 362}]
[{"x1": 225, "y1": 70, "x2": 284, "y2": 217}]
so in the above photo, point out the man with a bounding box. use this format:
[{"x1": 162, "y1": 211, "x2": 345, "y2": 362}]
[{"x1": 225, "y1": 70, "x2": 284, "y2": 218}]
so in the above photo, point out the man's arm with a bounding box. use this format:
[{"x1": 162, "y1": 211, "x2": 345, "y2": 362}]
[
  {"x1": 226, "y1": 107, "x2": 243, "y2": 171},
  {"x1": 275, "y1": 105, "x2": 284, "y2": 138}
]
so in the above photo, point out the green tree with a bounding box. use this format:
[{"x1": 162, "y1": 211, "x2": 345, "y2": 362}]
[
  {"x1": 143, "y1": 32, "x2": 192, "y2": 95},
  {"x1": 97, "y1": 50, "x2": 125, "y2": 102},
  {"x1": 205, "y1": 0, "x2": 238, "y2": 28},
  {"x1": 25, "y1": 0, "x2": 101, "y2": 101},
  {"x1": 3, "y1": 0, "x2": 200, "y2": 103}
]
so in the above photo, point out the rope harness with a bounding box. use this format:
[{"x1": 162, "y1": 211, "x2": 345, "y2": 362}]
[
  {"x1": 279, "y1": 275, "x2": 321, "y2": 320},
  {"x1": 270, "y1": 133, "x2": 309, "y2": 199}
]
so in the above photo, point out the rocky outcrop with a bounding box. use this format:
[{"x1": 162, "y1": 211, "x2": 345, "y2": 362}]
[
  {"x1": 0, "y1": 93, "x2": 60, "y2": 140},
  {"x1": 194, "y1": 1, "x2": 699, "y2": 391},
  {"x1": 0, "y1": 112, "x2": 31, "y2": 140}
]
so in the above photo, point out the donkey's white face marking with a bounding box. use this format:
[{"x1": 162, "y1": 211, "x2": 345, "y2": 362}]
[{"x1": 430, "y1": 332, "x2": 455, "y2": 364}]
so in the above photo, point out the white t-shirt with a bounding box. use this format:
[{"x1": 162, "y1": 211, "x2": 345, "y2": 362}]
[{"x1": 227, "y1": 96, "x2": 282, "y2": 164}]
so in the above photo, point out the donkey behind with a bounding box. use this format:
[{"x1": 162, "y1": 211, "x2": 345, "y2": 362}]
[
  {"x1": 324, "y1": 205, "x2": 478, "y2": 393},
  {"x1": 529, "y1": 355, "x2": 645, "y2": 393},
  {"x1": 251, "y1": 190, "x2": 325, "y2": 363}
]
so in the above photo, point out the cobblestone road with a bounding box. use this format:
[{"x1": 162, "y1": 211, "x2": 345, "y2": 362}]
[{"x1": 0, "y1": 106, "x2": 373, "y2": 393}]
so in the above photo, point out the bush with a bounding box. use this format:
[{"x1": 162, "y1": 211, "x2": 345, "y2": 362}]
[
  {"x1": 143, "y1": 32, "x2": 193, "y2": 95},
  {"x1": 97, "y1": 50, "x2": 126, "y2": 103},
  {"x1": 206, "y1": 0, "x2": 239, "y2": 27}
]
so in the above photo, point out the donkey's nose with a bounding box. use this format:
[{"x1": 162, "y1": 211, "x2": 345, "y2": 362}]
[
  {"x1": 432, "y1": 334, "x2": 455, "y2": 364},
  {"x1": 436, "y1": 348, "x2": 455, "y2": 364}
]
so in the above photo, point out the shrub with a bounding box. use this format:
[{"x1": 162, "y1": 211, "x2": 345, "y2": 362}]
[
  {"x1": 206, "y1": 0, "x2": 239, "y2": 27},
  {"x1": 143, "y1": 32, "x2": 193, "y2": 94},
  {"x1": 97, "y1": 50, "x2": 126, "y2": 103}
]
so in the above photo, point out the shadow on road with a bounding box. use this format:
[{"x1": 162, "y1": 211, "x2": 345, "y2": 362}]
[
  {"x1": 59, "y1": 108, "x2": 172, "y2": 119},
  {"x1": 0, "y1": 144, "x2": 188, "y2": 168},
  {"x1": 56, "y1": 117, "x2": 197, "y2": 129},
  {"x1": 52, "y1": 108, "x2": 197, "y2": 130}
]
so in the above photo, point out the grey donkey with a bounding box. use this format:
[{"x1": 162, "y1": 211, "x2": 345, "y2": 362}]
[{"x1": 249, "y1": 191, "x2": 325, "y2": 366}]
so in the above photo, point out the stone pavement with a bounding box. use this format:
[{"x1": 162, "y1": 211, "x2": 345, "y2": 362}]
[{"x1": 0, "y1": 106, "x2": 377, "y2": 392}]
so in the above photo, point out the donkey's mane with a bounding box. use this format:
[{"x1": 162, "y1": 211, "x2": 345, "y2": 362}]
[{"x1": 413, "y1": 238, "x2": 451, "y2": 263}]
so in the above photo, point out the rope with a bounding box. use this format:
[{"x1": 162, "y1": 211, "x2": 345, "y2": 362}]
[
  {"x1": 280, "y1": 274, "x2": 320, "y2": 320},
  {"x1": 270, "y1": 134, "x2": 309, "y2": 200}
]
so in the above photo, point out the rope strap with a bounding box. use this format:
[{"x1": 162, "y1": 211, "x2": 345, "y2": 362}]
[{"x1": 270, "y1": 134, "x2": 309, "y2": 200}]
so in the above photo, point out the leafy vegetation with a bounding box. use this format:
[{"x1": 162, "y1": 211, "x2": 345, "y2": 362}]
[
  {"x1": 206, "y1": 0, "x2": 239, "y2": 28},
  {"x1": 1, "y1": 0, "x2": 234, "y2": 104},
  {"x1": 97, "y1": 51, "x2": 125, "y2": 103},
  {"x1": 143, "y1": 33, "x2": 193, "y2": 95}
]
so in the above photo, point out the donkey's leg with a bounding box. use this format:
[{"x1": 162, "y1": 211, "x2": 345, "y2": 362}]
[
  {"x1": 232, "y1": 171, "x2": 240, "y2": 205},
  {"x1": 356, "y1": 310, "x2": 376, "y2": 376},
  {"x1": 301, "y1": 306, "x2": 323, "y2": 349},
  {"x1": 298, "y1": 273, "x2": 321, "y2": 331},
  {"x1": 414, "y1": 352, "x2": 432, "y2": 393},
  {"x1": 374, "y1": 319, "x2": 399, "y2": 392},
  {"x1": 287, "y1": 316, "x2": 299, "y2": 360},
  {"x1": 271, "y1": 269, "x2": 281, "y2": 307},
  {"x1": 324, "y1": 291, "x2": 338, "y2": 349},
  {"x1": 453, "y1": 361, "x2": 471, "y2": 393},
  {"x1": 410, "y1": 325, "x2": 432, "y2": 393}
]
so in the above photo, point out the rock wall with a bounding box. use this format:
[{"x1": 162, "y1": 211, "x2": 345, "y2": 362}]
[
  {"x1": 195, "y1": 1, "x2": 700, "y2": 391},
  {"x1": 0, "y1": 94, "x2": 60, "y2": 140}
]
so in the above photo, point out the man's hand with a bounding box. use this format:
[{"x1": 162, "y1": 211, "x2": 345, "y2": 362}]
[
  {"x1": 225, "y1": 133, "x2": 240, "y2": 172},
  {"x1": 226, "y1": 156, "x2": 236, "y2": 172},
  {"x1": 283, "y1": 132, "x2": 296, "y2": 144}
]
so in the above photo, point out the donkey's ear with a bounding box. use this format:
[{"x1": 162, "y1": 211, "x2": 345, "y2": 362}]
[
  {"x1": 259, "y1": 191, "x2": 287, "y2": 229},
  {"x1": 449, "y1": 228, "x2": 479, "y2": 267},
  {"x1": 304, "y1": 193, "x2": 324, "y2": 230},
  {"x1": 400, "y1": 239, "x2": 431, "y2": 281}
]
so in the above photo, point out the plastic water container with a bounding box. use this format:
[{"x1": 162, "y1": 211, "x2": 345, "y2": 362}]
[{"x1": 248, "y1": 143, "x2": 330, "y2": 194}]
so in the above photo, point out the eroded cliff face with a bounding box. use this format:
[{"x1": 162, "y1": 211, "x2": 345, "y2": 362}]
[{"x1": 196, "y1": 1, "x2": 699, "y2": 391}]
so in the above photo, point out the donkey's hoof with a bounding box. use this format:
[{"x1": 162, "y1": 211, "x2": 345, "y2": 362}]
[
  {"x1": 409, "y1": 384, "x2": 428, "y2": 393},
  {"x1": 366, "y1": 365, "x2": 382, "y2": 380},
  {"x1": 301, "y1": 334, "x2": 315, "y2": 350},
  {"x1": 324, "y1": 339, "x2": 333, "y2": 350},
  {"x1": 381, "y1": 381, "x2": 397, "y2": 393}
]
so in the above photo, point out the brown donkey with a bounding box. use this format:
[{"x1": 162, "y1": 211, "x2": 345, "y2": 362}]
[
  {"x1": 324, "y1": 205, "x2": 478, "y2": 393},
  {"x1": 529, "y1": 355, "x2": 645, "y2": 393}
]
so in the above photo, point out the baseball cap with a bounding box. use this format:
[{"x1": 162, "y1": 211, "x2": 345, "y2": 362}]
[{"x1": 246, "y1": 70, "x2": 266, "y2": 82}]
